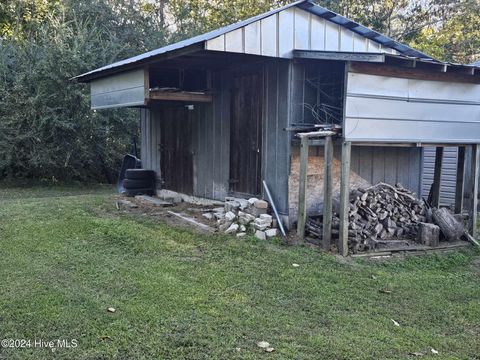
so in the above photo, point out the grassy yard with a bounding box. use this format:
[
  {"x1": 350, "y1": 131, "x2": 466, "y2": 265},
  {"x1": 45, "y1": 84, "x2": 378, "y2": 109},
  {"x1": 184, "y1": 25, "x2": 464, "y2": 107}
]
[{"x1": 0, "y1": 186, "x2": 479, "y2": 359}]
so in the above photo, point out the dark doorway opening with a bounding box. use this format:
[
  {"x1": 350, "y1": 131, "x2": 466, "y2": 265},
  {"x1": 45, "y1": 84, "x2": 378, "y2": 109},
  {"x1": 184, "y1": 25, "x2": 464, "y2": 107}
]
[
  {"x1": 160, "y1": 106, "x2": 194, "y2": 194},
  {"x1": 229, "y1": 70, "x2": 263, "y2": 196}
]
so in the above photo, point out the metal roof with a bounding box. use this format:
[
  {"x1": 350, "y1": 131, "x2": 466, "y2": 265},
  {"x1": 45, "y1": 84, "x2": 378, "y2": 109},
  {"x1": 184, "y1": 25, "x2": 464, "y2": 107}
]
[{"x1": 75, "y1": 0, "x2": 439, "y2": 82}]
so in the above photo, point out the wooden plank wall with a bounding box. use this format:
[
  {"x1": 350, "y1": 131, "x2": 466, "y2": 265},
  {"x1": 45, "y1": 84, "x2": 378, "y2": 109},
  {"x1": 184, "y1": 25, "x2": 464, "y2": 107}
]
[{"x1": 139, "y1": 60, "x2": 292, "y2": 216}]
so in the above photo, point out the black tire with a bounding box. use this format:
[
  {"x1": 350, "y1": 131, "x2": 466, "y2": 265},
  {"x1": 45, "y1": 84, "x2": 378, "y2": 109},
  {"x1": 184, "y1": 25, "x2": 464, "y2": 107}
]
[
  {"x1": 125, "y1": 188, "x2": 155, "y2": 197},
  {"x1": 123, "y1": 178, "x2": 154, "y2": 189},
  {"x1": 125, "y1": 169, "x2": 155, "y2": 180}
]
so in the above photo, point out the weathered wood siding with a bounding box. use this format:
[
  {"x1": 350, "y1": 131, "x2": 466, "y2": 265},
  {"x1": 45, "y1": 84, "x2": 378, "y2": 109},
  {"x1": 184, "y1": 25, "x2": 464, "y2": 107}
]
[{"x1": 139, "y1": 59, "x2": 292, "y2": 215}]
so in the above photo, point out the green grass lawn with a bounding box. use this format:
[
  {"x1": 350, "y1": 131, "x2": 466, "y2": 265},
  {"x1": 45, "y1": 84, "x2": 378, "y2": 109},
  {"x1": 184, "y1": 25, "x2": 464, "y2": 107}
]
[{"x1": 0, "y1": 186, "x2": 479, "y2": 359}]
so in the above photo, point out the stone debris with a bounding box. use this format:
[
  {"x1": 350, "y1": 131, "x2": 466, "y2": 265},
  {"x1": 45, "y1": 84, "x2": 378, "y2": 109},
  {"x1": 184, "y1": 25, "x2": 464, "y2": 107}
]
[
  {"x1": 265, "y1": 228, "x2": 278, "y2": 238},
  {"x1": 202, "y1": 212, "x2": 214, "y2": 221},
  {"x1": 225, "y1": 223, "x2": 239, "y2": 234},
  {"x1": 204, "y1": 196, "x2": 279, "y2": 239},
  {"x1": 255, "y1": 230, "x2": 267, "y2": 240},
  {"x1": 225, "y1": 211, "x2": 237, "y2": 222}
]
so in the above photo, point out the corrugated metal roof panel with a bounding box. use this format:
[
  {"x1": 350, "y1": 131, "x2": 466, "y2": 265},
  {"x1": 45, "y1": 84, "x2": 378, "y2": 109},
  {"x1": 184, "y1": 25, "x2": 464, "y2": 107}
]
[{"x1": 75, "y1": 0, "x2": 441, "y2": 82}]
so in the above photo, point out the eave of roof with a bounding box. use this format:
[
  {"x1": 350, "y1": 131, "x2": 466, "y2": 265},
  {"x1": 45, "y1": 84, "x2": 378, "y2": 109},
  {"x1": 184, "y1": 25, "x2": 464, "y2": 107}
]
[{"x1": 74, "y1": 0, "x2": 449, "y2": 82}]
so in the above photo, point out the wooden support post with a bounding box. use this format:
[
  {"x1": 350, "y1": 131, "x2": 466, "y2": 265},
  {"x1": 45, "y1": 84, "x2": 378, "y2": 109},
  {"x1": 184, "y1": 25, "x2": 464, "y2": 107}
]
[
  {"x1": 339, "y1": 142, "x2": 351, "y2": 256},
  {"x1": 470, "y1": 144, "x2": 479, "y2": 238},
  {"x1": 431, "y1": 147, "x2": 444, "y2": 207},
  {"x1": 297, "y1": 136, "x2": 309, "y2": 239},
  {"x1": 322, "y1": 136, "x2": 333, "y2": 250},
  {"x1": 454, "y1": 146, "x2": 466, "y2": 214}
]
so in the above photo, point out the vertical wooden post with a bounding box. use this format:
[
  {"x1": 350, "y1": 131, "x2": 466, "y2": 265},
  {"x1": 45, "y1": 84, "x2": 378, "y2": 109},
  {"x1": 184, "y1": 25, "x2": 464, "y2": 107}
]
[
  {"x1": 297, "y1": 136, "x2": 309, "y2": 239},
  {"x1": 454, "y1": 146, "x2": 465, "y2": 214},
  {"x1": 431, "y1": 147, "x2": 444, "y2": 207},
  {"x1": 470, "y1": 144, "x2": 479, "y2": 238},
  {"x1": 322, "y1": 136, "x2": 333, "y2": 250},
  {"x1": 339, "y1": 142, "x2": 351, "y2": 256}
]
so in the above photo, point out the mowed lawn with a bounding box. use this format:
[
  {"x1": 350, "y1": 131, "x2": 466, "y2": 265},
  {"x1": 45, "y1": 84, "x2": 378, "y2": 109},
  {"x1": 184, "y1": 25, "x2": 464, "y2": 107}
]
[{"x1": 0, "y1": 186, "x2": 479, "y2": 359}]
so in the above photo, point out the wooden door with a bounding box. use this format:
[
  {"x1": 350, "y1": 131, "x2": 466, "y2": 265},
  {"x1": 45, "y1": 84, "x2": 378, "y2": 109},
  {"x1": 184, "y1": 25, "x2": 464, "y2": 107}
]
[
  {"x1": 229, "y1": 71, "x2": 263, "y2": 196},
  {"x1": 160, "y1": 107, "x2": 194, "y2": 194}
]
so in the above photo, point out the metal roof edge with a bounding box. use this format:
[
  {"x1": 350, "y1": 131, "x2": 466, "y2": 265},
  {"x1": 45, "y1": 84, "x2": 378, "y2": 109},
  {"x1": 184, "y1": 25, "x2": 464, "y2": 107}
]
[{"x1": 74, "y1": 0, "x2": 309, "y2": 82}]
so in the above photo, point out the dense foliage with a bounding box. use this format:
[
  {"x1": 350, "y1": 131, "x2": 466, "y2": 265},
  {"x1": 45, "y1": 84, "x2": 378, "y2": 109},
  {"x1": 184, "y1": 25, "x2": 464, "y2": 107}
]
[{"x1": 0, "y1": 0, "x2": 478, "y2": 183}]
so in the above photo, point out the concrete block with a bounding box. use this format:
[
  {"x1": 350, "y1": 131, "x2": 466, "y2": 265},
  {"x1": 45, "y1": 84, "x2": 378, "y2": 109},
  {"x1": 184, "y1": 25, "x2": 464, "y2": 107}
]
[
  {"x1": 254, "y1": 199, "x2": 269, "y2": 209},
  {"x1": 255, "y1": 230, "x2": 266, "y2": 240},
  {"x1": 265, "y1": 228, "x2": 278, "y2": 238},
  {"x1": 225, "y1": 223, "x2": 239, "y2": 234},
  {"x1": 225, "y1": 211, "x2": 237, "y2": 222}
]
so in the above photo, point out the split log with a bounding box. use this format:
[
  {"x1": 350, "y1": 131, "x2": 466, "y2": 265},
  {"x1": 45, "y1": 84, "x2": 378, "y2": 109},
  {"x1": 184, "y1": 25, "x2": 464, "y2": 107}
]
[{"x1": 432, "y1": 208, "x2": 465, "y2": 241}]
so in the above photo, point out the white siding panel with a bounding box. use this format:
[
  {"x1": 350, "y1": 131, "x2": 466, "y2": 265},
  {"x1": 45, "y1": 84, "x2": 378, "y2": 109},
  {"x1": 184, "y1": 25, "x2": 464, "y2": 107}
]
[
  {"x1": 310, "y1": 16, "x2": 325, "y2": 50},
  {"x1": 353, "y1": 33, "x2": 367, "y2": 52},
  {"x1": 261, "y1": 15, "x2": 278, "y2": 56},
  {"x1": 325, "y1": 21, "x2": 340, "y2": 51},
  {"x1": 347, "y1": 73, "x2": 409, "y2": 98},
  {"x1": 345, "y1": 72, "x2": 480, "y2": 143},
  {"x1": 244, "y1": 22, "x2": 261, "y2": 54},
  {"x1": 294, "y1": 8, "x2": 310, "y2": 50},
  {"x1": 346, "y1": 97, "x2": 480, "y2": 123},
  {"x1": 225, "y1": 28, "x2": 244, "y2": 53},
  {"x1": 91, "y1": 68, "x2": 145, "y2": 109},
  {"x1": 206, "y1": 7, "x2": 401, "y2": 58},
  {"x1": 278, "y1": 8, "x2": 294, "y2": 57},
  {"x1": 367, "y1": 39, "x2": 381, "y2": 52},
  {"x1": 206, "y1": 35, "x2": 225, "y2": 51},
  {"x1": 409, "y1": 79, "x2": 480, "y2": 103},
  {"x1": 340, "y1": 29, "x2": 354, "y2": 51}
]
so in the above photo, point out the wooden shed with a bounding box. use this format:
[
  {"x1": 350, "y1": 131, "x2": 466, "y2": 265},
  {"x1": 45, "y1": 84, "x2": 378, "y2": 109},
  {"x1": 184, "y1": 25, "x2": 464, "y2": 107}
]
[{"x1": 76, "y1": 0, "x2": 480, "y2": 253}]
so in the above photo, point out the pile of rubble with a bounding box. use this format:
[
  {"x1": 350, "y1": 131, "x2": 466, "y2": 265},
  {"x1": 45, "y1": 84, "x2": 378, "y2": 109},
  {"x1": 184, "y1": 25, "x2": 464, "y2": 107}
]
[{"x1": 203, "y1": 197, "x2": 279, "y2": 239}]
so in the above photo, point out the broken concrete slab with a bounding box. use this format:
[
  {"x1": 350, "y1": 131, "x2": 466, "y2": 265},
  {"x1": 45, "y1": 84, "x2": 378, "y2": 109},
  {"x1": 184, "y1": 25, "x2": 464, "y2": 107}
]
[
  {"x1": 225, "y1": 211, "x2": 237, "y2": 222},
  {"x1": 166, "y1": 211, "x2": 213, "y2": 232},
  {"x1": 135, "y1": 195, "x2": 173, "y2": 207},
  {"x1": 255, "y1": 230, "x2": 266, "y2": 240},
  {"x1": 254, "y1": 199, "x2": 269, "y2": 209},
  {"x1": 265, "y1": 228, "x2": 278, "y2": 238},
  {"x1": 225, "y1": 223, "x2": 239, "y2": 234},
  {"x1": 236, "y1": 232, "x2": 247, "y2": 238},
  {"x1": 202, "y1": 213, "x2": 214, "y2": 221},
  {"x1": 117, "y1": 199, "x2": 138, "y2": 209}
]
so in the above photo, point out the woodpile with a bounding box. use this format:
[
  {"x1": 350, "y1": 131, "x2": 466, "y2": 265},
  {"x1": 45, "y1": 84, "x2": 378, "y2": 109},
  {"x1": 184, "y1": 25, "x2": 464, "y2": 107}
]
[{"x1": 306, "y1": 182, "x2": 429, "y2": 253}]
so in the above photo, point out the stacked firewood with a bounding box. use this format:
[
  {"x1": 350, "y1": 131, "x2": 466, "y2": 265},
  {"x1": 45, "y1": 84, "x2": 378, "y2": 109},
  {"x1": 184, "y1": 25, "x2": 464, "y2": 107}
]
[{"x1": 306, "y1": 183, "x2": 428, "y2": 253}]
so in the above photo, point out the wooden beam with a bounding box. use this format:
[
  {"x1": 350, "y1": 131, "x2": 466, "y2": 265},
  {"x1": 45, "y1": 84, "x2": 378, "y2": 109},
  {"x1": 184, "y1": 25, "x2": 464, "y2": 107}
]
[
  {"x1": 293, "y1": 50, "x2": 385, "y2": 63},
  {"x1": 296, "y1": 136, "x2": 309, "y2": 240},
  {"x1": 349, "y1": 62, "x2": 480, "y2": 84},
  {"x1": 431, "y1": 147, "x2": 444, "y2": 207},
  {"x1": 322, "y1": 136, "x2": 333, "y2": 250},
  {"x1": 149, "y1": 91, "x2": 213, "y2": 103},
  {"x1": 455, "y1": 146, "x2": 466, "y2": 214},
  {"x1": 339, "y1": 142, "x2": 351, "y2": 256},
  {"x1": 470, "y1": 144, "x2": 479, "y2": 238}
]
